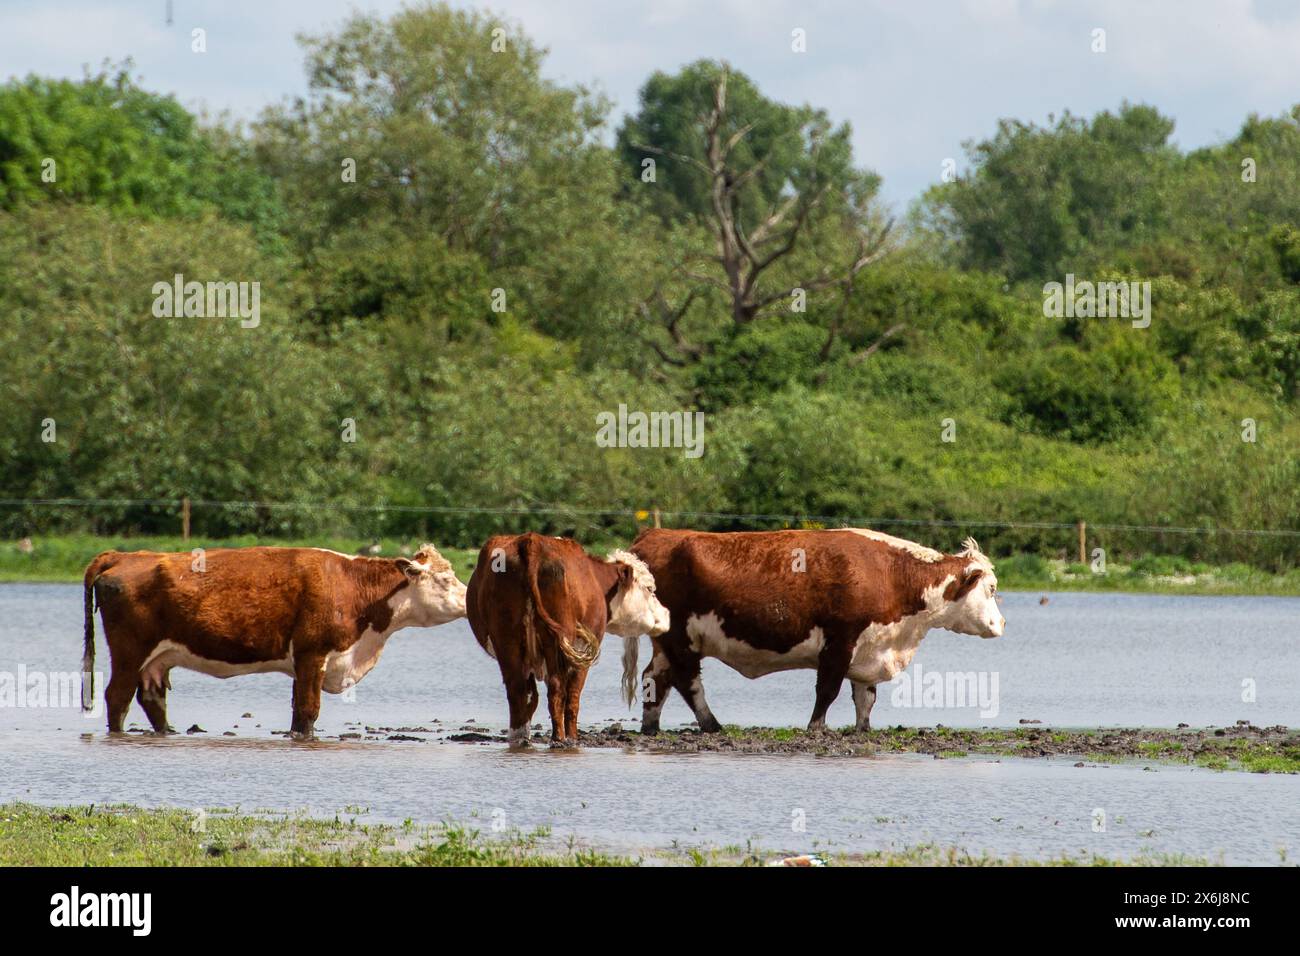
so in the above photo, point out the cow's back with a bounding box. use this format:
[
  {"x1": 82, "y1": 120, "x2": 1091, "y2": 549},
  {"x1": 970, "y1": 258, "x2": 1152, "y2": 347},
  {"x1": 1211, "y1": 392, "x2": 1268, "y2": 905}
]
[
  {"x1": 94, "y1": 547, "x2": 335, "y2": 664},
  {"x1": 467, "y1": 535, "x2": 603, "y2": 635},
  {"x1": 633, "y1": 529, "x2": 917, "y2": 650}
]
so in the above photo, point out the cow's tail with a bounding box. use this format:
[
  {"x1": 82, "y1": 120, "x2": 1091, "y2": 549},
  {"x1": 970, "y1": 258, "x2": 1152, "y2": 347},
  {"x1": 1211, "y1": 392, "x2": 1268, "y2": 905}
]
[
  {"x1": 521, "y1": 536, "x2": 601, "y2": 671},
  {"x1": 82, "y1": 551, "x2": 118, "y2": 712},
  {"x1": 621, "y1": 634, "x2": 639, "y2": 708}
]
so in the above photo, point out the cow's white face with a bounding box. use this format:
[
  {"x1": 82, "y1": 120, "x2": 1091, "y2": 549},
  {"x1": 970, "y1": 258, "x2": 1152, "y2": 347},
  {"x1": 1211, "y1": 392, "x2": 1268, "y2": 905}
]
[
  {"x1": 397, "y1": 545, "x2": 468, "y2": 627},
  {"x1": 605, "y1": 551, "x2": 670, "y2": 638},
  {"x1": 947, "y1": 565, "x2": 1005, "y2": 639}
]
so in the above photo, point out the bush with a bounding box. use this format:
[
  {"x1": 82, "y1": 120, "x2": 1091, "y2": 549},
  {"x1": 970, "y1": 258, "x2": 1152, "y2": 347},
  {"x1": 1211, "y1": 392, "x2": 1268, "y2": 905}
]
[
  {"x1": 998, "y1": 339, "x2": 1177, "y2": 443},
  {"x1": 994, "y1": 553, "x2": 1052, "y2": 583},
  {"x1": 692, "y1": 320, "x2": 829, "y2": 410}
]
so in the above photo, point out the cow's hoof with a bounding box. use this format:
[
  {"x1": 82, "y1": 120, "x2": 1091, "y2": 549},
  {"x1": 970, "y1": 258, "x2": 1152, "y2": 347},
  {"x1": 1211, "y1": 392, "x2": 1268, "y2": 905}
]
[
  {"x1": 639, "y1": 724, "x2": 660, "y2": 736},
  {"x1": 289, "y1": 730, "x2": 316, "y2": 741},
  {"x1": 699, "y1": 719, "x2": 723, "y2": 734}
]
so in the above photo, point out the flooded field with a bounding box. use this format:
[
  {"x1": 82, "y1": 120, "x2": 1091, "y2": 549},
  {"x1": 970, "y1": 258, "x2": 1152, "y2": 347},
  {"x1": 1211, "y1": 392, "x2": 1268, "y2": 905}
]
[{"x1": 3, "y1": 585, "x2": 1298, "y2": 863}]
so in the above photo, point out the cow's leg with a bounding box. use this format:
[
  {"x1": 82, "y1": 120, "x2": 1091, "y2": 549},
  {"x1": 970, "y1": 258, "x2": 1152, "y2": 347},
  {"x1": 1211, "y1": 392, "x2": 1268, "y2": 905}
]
[
  {"x1": 104, "y1": 665, "x2": 138, "y2": 734},
  {"x1": 544, "y1": 674, "x2": 569, "y2": 747},
  {"x1": 505, "y1": 675, "x2": 538, "y2": 748},
  {"x1": 639, "y1": 645, "x2": 674, "y2": 735},
  {"x1": 563, "y1": 667, "x2": 589, "y2": 743},
  {"x1": 809, "y1": 645, "x2": 851, "y2": 731},
  {"x1": 850, "y1": 680, "x2": 877, "y2": 733},
  {"x1": 290, "y1": 651, "x2": 326, "y2": 739},
  {"x1": 669, "y1": 654, "x2": 722, "y2": 734},
  {"x1": 135, "y1": 672, "x2": 174, "y2": 734}
]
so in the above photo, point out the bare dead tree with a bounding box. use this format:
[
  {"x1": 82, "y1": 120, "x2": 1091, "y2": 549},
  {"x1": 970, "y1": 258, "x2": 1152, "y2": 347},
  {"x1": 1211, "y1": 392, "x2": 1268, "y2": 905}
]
[{"x1": 634, "y1": 64, "x2": 894, "y2": 361}]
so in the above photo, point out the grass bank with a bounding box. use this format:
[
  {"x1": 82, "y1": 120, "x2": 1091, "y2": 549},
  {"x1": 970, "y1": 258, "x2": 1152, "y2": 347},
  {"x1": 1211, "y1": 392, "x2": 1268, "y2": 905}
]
[
  {"x1": 0, "y1": 803, "x2": 629, "y2": 866},
  {"x1": 0, "y1": 534, "x2": 481, "y2": 584},
  {"x1": 0, "y1": 803, "x2": 1222, "y2": 866},
  {"x1": 994, "y1": 553, "x2": 1300, "y2": 597},
  {"x1": 5, "y1": 535, "x2": 1300, "y2": 596}
]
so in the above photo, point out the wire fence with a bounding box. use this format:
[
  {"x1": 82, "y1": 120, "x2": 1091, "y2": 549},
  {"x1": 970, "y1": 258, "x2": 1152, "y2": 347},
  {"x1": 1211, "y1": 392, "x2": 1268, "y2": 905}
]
[{"x1": 7, "y1": 496, "x2": 1300, "y2": 541}]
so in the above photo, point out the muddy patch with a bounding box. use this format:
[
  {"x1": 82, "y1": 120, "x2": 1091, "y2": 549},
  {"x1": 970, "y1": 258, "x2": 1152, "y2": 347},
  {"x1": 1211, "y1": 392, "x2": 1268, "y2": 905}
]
[{"x1": 565, "y1": 722, "x2": 1300, "y2": 771}]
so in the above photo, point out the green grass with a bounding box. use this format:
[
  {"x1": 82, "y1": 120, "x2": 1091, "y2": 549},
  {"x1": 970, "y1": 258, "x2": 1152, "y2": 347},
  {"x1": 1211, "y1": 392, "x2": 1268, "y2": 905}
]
[
  {"x1": 0, "y1": 803, "x2": 1225, "y2": 867},
  {"x1": 7, "y1": 534, "x2": 1300, "y2": 595},
  {"x1": 996, "y1": 553, "x2": 1300, "y2": 596},
  {"x1": 0, "y1": 803, "x2": 632, "y2": 866}
]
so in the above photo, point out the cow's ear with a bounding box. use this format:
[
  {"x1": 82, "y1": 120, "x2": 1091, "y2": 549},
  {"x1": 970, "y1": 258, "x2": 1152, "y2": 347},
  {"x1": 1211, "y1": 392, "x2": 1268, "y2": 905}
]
[
  {"x1": 617, "y1": 563, "x2": 635, "y2": 587},
  {"x1": 954, "y1": 567, "x2": 984, "y2": 599},
  {"x1": 395, "y1": 558, "x2": 419, "y2": 579}
]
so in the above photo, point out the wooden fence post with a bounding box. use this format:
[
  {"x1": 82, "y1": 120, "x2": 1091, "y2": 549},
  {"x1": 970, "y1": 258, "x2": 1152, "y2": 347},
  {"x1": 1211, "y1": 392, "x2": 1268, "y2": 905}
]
[
  {"x1": 653, "y1": 507, "x2": 661, "y2": 529},
  {"x1": 1077, "y1": 520, "x2": 1086, "y2": 565},
  {"x1": 182, "y1": 497, "x2": 191, "y2": 543}
]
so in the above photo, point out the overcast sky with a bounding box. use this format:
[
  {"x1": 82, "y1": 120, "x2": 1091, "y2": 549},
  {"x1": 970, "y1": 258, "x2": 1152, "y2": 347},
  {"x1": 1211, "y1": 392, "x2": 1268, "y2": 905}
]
[{"x1": 3, "y1": 0, "x2": 1300, "y2": 211}]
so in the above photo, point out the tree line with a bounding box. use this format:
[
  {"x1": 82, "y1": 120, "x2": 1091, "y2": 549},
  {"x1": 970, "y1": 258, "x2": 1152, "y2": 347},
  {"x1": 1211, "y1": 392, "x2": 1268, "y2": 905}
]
[{"x1": 3, "y1": 2, "x2": 1300, "y2": 567}]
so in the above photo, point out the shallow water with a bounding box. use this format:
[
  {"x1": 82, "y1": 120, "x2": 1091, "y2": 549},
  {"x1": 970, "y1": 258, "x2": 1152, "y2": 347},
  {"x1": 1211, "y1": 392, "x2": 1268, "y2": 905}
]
[{"x1": 2, "y1": 585, "x2": 1298, "y2": 863}]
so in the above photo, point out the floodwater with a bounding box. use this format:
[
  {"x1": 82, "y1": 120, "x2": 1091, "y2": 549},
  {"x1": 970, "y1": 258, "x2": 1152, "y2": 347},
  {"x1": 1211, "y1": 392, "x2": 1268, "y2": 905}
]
[{"x1": 2, "y1": 585, "x2": 1298, "y2": 863}]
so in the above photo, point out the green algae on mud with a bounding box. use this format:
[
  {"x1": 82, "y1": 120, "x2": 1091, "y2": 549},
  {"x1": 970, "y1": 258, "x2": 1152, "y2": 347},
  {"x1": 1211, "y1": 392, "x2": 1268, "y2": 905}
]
[
  {"x1": 0, "y1": 803, "x2": 1222, "y2": 867},
  {"x1": 571, "y1": 722, "x2": 1300, "y2": 773}
]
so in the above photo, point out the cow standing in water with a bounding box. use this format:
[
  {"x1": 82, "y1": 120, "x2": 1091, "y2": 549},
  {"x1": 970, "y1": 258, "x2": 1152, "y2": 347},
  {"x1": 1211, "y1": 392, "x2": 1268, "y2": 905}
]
[
  {"x1": 83, "y1": 545, "x2": 468, "y2": 737},
  {"x1": 467, "y1": 533, "x2": 670, "y2": 748},
  {"x1": 630, "y1": 528, "x2": 1005, "y2": 734}
]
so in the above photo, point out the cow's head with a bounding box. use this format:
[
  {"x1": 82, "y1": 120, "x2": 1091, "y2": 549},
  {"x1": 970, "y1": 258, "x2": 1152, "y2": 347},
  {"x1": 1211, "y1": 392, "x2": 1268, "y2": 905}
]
[
  {"x1": 604, "y1": 550, "x2": 670, "y2": 638},
  {"x1": 943, "y1": 538, "x2": 1004, "y2": 638},
  {"x1": 396, "y1": 544, "x2": 468, "y2": 626}
]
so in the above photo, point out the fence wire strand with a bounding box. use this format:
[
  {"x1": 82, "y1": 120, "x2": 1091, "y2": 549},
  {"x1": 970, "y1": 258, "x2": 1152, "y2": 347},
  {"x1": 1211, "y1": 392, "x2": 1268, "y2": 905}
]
[{"x1": 2, "y1": 497, "x2": 1299, "y2": 539}]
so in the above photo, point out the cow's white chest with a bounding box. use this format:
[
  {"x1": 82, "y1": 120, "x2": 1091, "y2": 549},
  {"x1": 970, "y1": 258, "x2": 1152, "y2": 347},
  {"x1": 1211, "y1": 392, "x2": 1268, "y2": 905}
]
[
  {"x1": 323, "y1": 628, "x2": 393, "y2": 694},
  {"x1": 847, "y1": 614, "x2": 934, "y2": 684},
  {"x1": 686, "y1": 611, "x2": 825, "y2": 679},
  {"x1": 847, "y1": 579, "x2": 952, "y2": 684}
]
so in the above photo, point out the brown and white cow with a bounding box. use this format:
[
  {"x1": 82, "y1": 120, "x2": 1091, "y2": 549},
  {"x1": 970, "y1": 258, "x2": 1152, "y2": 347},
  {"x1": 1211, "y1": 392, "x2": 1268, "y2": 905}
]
[
  {"x1": 82, "y1": 545, "x2": 468, "y2": 737},
  {"x1": 466, "y1": 532, "x2": 670, "y2": 748},
  {"x1": 630, "y1": 528, "x2": 1004, "y2": 734}
]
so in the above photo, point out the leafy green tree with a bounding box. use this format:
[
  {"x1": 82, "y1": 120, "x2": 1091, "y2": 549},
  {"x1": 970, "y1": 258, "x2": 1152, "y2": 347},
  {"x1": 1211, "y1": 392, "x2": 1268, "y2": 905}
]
[
  {"x1": 253, "y1": 3, "x2": 637, "y2": 344},
  {"x1": 0, "y1": 64, "x2": 283, "y2": 244},
  {"x1": 618, "y1": 60, "x2": 890, "y2": 360},
  {"x1": 0, "y1": 205, "x2": 356, "y2": 535},
  {"x1": 1239, "y1": 291, "x2": 1300, "y2": 400},
  {"x1": 919, "y1": 103, "x2": 1177, "y2": 281}
]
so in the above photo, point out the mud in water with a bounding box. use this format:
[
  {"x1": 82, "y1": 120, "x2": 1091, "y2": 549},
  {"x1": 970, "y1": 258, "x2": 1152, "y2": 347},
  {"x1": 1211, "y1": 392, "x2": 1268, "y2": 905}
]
[
  {"x1": 397, "y1": 723, "x2": 1289, "y2": 764},
  {"x1": 314, "y1": 719, "x2": 1299, "y2": 771},
  {"x1": 570, "y1": 722, "x2": 1300, "y2": 766}
]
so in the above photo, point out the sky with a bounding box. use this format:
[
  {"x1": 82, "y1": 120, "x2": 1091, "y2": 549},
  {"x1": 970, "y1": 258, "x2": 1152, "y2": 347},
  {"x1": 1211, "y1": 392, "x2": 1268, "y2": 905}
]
[{"x1": 3, "y1": 0, "x2": 1300, "y2": 212}]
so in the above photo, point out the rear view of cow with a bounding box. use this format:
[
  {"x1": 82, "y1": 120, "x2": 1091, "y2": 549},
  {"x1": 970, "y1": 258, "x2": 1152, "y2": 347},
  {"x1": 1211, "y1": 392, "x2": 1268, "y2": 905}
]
[
  {"x1": 631, "y1": 528, "x2": 1005, "y2": 734},
  {"x1": 467, "y1": 533, "x2": 669, "y2": 747},
  {"x1": 83, "y1": 545, "x2": 468, "y2": 737}
]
